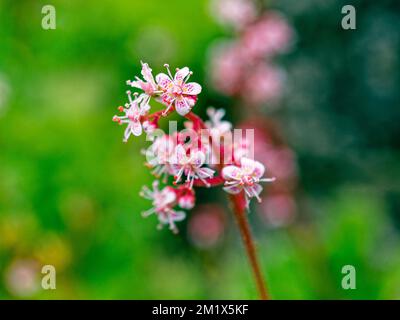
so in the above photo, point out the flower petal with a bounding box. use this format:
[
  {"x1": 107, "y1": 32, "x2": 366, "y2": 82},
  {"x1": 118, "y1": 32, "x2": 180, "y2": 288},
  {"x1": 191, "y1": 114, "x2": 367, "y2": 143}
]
[
  {"x1": 190, "y1": 150, "x2": 206, "y2": 168},
  {"x1": 170, "y1": 210, "x2": 186, "y2": 222},
  {"x1": 131, "y1": 120, "x2": 143, "y2": 136},
  {"x1": 197, "y1": 167, "x2": 215, "y2": 179},
  {"x1": 141, "y1": 62, "x2": 155, "y2": 85},
  {"x1": 222, "y1": 165, "x2": 242, "y2": 180},
  {"x1": 128, "y1": 80, "x2": 143, "y2": 90},
  {"x1": 174, "y1": 67, "x2": 190, "y2": 84},
  {"x1": 223, "y1": 184, "x2": 242, "y2": 194},
  {"x1": 124, "y1": 126, "x2": 132, "y2": 141},
  {"x1": 161, "y1": 187, "x2": 176, "y2": 205},
  {"x1": 175, "y1": 97, "x2": 191, "y2": 116},
  {"x1": 156, "y1": 73, "x2": 172, "y2": 89},
  {"x1": 171, "y1": 145, "x2": 188, "y2": 165},
  {"x1": 247, "y1": 183, "x2": 263, "y2": 197},
  {"x1": 241, "y1": 157, "x2": 265, "y2": 178},
  {"x1": 183, "y1": 82, "x2": 202, "y2": 95}
]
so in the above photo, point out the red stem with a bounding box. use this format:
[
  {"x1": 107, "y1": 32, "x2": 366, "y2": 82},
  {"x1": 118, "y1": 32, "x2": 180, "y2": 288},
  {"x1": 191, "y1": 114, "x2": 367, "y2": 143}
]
[{"x1": 229, "y1": 193, "x2": 269, "y2": 300}]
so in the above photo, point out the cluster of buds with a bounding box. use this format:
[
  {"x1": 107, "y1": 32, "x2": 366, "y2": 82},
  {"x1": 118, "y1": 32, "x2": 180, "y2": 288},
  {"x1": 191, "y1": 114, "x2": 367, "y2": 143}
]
[
  {"x1": 113, "y1": 62, "x2": 275, "y2": 233},
  {"x1": 209, "y1": 0, "x2": 294, "y2": 106}
]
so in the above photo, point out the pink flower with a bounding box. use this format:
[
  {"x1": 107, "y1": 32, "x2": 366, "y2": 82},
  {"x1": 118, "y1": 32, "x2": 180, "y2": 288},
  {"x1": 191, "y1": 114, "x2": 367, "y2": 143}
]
[
  {"x1": 188, "y1": 204, "x2": 226, "y2": 249},
  {"x1": 222, "y1": 157, "x2": 275, "y2": 203},
  {"x1": 260, "y1": 192, "x2": 296, "y2": 227},
  {"x1": 242, "y1": 12, "x2": 294, "y2": 59},
  {"x1": 170, "y1": 145, "x2": 215, "y2": 188},
  {"x1": 140, "y1": 181, "x2": 185, "y2": 233},
  {"x1": 242, "y1": 63, "x2": 284, "y2": 105},
  {"x1": 113, "y1": 91, "x2": 150, "y2": 141},
  {"x1": 5, "y1": 259, "x2": 40, "y2": 297},
  {"x1": 156, "y1": 64, "x2": 202, "y2": 116},
  {"x1": 127, "y1": 61, "x2": 159, "y2": 105},
  {"x1": 142, "y1": 120, "x2": 157, "y2": 135},
  {"x1": 211, "y1": 0, "x2": 257, "y2": 30},
  {"x1": 205, "y1": 107, "x2": 232, "y2": 137},
  {"x1": 209, "y1": 41, "x2": 244, "y2": 95},
  {"x1": 144, "y1": 134, "x2": 176, "y2": 180}
]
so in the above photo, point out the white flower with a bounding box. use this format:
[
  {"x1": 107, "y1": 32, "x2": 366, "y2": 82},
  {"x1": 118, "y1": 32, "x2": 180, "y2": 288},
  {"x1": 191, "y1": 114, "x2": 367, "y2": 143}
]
[
  {"x1": 127, "y1": 61, "x2": 159, "y2": 102},
  {"x1": 206, "y1": 107, "x2": 232, "y2": 136},
  {"x1": 140, "y1": 181, "x2": 186, "y2": 233},
  {"x1": 222, "y1": 157, "x2": 275, "y2": 203},
  {"x1": 156, "y1": 64, "x2": 202, "y2": 116},
  {"x1": 170, "y1": 145, "x2": 215, "y2": 188},
  {"x1": 113, "y1": 91, "x2": 150, "y2": 142},
  {"x1": 145, "y1": 135, "x2": 176, "y2": 181}
]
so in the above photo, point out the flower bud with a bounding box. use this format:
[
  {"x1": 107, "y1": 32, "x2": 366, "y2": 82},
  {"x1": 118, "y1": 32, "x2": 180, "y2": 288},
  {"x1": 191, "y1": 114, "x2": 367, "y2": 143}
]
[{"x1": 178, "y1": 192, "x2": 195, "y2": 210}]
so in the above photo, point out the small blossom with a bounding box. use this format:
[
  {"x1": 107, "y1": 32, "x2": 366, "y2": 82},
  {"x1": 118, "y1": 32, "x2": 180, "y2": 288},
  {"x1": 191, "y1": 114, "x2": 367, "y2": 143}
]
[
  {"x1": 140, "y1": 181, "x2": 185, "y2": 233},
  {"x1": 188, "y1": 204, "x2": 226, "y2": 249},
  {"x1": 145, "y1": 134, "x2": 176, "y2": 180},
  {"x1": 170, "y1": 145, "x2": 215, "y2": 188},
  {"x1": 113, "y1": 91, "x2": 150, "y2": 141},
  {"x1": 242, "y1": 64, "x2": 284, "y2": 105},
  {"x1": 260, "y1": 192, "x2": 296, "y2": 227},
  {"x1": 127, "y1": 61, "x2": 159, "y2": 108},
  {"x1": 205, "y1": 107, "x2": 232, "y2": 137},
  {"x1": 222, "y1": 157, "x2": 275, "y2": 203},
  {"x1": 156, "y1": 64, "x2": 202, "y2": 116},
  {"x1": 142, "y1": 120, "x2": 157, "y2": 135},
  {"x1": 211, "y1": 0, "x2": 257, "y2": 30},
  {"x1": 178, "y1": 189, "x2": 196, "y2": 209},
  {"x1": 209, "y1": 41, "x2": 244, "y2": 95},
  {"x1": 5, "y1": 259, "x2": 40, "y2": 297},
  {"x1": 242, "y1": 12, "x2": 294, "y2": 59}
]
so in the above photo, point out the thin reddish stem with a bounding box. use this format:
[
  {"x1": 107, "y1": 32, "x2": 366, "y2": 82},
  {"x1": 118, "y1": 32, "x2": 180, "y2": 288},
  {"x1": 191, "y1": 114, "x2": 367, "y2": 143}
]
[{"x1": 229, "y1": 193, "x2": 269, "y2": 300}]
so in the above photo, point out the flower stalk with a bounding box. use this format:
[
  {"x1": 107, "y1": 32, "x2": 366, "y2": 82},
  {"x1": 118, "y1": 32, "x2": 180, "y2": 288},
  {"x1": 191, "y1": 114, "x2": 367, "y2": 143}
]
[{"x1": 229, "y1": 193, "x2": 269, "y2": 300}]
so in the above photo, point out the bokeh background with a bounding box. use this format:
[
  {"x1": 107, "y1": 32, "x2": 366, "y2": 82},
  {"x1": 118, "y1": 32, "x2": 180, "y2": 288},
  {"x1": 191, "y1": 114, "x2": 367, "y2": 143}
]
[{"x1": 1, "y1": 0, "x2": 400, "y2": 299}]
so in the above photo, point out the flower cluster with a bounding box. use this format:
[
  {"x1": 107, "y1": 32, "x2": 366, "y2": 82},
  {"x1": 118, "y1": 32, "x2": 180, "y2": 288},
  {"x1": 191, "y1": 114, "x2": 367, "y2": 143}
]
[
  {"x1": 113, "y1": 62, "x2": 202, "y2": 141},
  {"x1": 209, "y1": 0, "x2": 294, "y2": 106},
  {"x1": 113, "y1": 62, "x2": 275, "y2": 232}
]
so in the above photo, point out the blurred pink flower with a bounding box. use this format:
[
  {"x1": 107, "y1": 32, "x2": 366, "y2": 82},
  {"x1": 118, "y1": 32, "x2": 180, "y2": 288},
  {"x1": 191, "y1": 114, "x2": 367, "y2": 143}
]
[
  {"x1": 188, "y1": 204, "x2": 225, "y2": 249},
  {"x1": 209, "y1": 41, "x2": 244, "y2": 95},
  {"x1": 260, "y1": 193, "x2": 296, "y2": 227},
  {"x1": 242, "y1": 12, "x2": 294, "y2": 59},
  {"x1": 242, "y1": 63, "x2": 285, "y2": 105},
  {"x1": 5, "y1": 259, "x2": 40, "y2": 297},
  {"x1": 211, "y1": 0, "x2": 257, "y2": 30},
  {"x1": 260, "y1": 147, "x2": 297, "y2": 187}
]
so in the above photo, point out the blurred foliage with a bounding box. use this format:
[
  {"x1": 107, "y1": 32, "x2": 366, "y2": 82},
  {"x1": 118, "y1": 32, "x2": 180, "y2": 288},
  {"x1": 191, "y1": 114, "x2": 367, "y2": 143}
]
[{"x1": 0, "y1": 0, "x2": 399, "y2": 299}]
